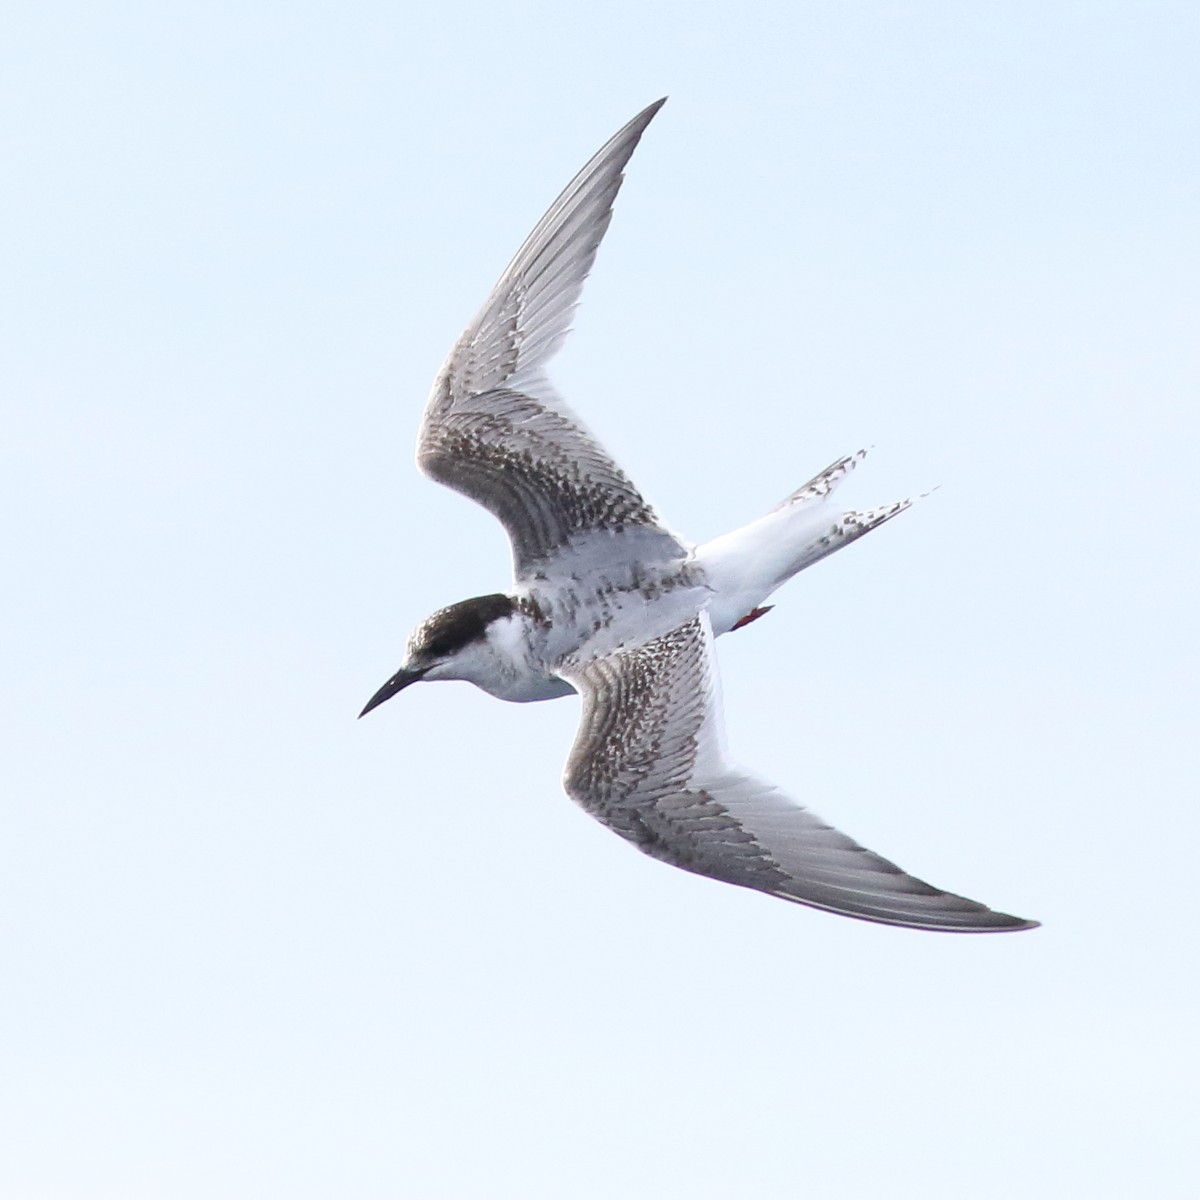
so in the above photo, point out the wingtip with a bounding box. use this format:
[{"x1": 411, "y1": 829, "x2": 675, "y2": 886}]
[
  {"x1": 963, "y1": 915, "x2": 1041, "y2": 934},
  {"x1": 627, "y1": 97, "x2": 668, "y2": 136},
  {"x1": 874, "y1": 909, "x2": 1042, "y2": 934},
  {"x1": 951, "y1": 907, "x2": 1042, "y2": 934}
]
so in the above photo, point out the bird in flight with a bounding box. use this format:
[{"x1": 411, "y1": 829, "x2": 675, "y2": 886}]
[{"x1": 361, "y1": 99, "x2": 1036, "y2": 933}]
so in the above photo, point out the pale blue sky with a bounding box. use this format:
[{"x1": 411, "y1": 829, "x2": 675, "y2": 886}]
[{"x1": 3, "y1": 2, "x2": 1198, "y2": 1197}]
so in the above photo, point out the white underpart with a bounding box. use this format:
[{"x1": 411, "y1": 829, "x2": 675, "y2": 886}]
[{"x1": 413, "y1": 452, "x2": 915, "y2": 703}]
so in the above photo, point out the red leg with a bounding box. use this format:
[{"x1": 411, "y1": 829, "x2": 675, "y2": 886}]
[{"x1": 730, "y1": 605, "x2": 774, "y2": 631}]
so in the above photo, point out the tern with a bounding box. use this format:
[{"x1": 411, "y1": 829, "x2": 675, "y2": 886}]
[{"x1": 361, "y1": 99, "x2": 1036, "y2": 933}]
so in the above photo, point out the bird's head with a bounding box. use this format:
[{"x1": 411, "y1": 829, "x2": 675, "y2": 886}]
[{"x1": 359, "y1": 593, "x2": 521, "y2": 717}]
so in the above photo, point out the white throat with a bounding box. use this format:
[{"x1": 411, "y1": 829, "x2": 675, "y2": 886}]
[{"x1": 425, "y1": 612, "x2": 572, "y2": 703}]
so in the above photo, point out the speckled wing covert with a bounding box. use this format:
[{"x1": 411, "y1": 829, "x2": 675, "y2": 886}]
[
  {"x1": 559, "y1": 615, "x2": 1037, "y2": 932},
  {"x1": 417, "y1": 99, "x2": 683, "y2": 576}
]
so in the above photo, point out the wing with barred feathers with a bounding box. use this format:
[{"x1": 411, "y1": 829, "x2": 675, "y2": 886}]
[
  {"x1": 558, "y1": 614, "x2": 1037, "y2": 932},
  {"x1": 417, "y1": 100, "x2": 683, "y2": 575}
]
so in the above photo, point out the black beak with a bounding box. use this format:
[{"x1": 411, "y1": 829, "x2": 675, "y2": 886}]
[{"x1": 358, "y1": 666, "x2": 428, "y2": 718}]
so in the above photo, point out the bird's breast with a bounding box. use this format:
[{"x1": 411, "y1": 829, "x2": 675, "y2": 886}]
[{"x1": 524, "y1": 552, "x2": 708, "y2": 670}]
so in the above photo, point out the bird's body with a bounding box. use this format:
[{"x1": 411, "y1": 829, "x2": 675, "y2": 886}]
[{"x1": 362, "y1": 99, "x2": 1037, "y2": 933}]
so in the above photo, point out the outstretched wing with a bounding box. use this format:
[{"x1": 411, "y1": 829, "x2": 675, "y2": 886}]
[
  {"x1": 418, "y1": 99, "x2": 683, "y2": 576},
  {"x1": 558, "y1": 615, "x2": 1037, "y2": 932}
]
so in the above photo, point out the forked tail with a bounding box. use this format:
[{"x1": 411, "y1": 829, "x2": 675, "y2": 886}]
[{"x1": 698, "y1": 450, "x2": 921, "y2": 636}]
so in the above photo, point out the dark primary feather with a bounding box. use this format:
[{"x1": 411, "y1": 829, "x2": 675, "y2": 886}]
[
  {"x1": 418, "y1": 99, "x2": 682, "y2": 574},
  {"x1": 559, "y1": 617, "x2": 1037, "y2": 933}
]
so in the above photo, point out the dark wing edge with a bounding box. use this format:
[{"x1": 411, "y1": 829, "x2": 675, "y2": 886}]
[
  {"x1": 558, "y1": 616, "x2": 1038, "y2": 933},
  {"x1": 417, "y1": 99, "x2": 675, "y2": 572},
  {"x1": 430, "y1": 97, "x2": 666, "y2": 405}
]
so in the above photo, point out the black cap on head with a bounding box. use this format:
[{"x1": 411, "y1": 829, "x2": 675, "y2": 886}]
[{"x1": 412, "y1": 594, "x2": 517, "y2": 659}]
